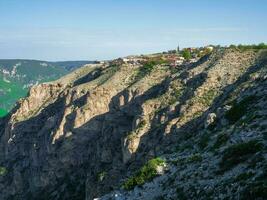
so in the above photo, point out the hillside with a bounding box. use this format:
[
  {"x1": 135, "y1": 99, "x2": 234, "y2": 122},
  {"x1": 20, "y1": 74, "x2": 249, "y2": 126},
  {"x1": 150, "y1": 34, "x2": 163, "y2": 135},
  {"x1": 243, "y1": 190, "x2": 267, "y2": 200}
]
[
  {"x1": 0, "y1": 60, "x2": 93, "y2": 116},
  {"x1": 0, "y1": 47, "x2": 266, "y2": 200}
]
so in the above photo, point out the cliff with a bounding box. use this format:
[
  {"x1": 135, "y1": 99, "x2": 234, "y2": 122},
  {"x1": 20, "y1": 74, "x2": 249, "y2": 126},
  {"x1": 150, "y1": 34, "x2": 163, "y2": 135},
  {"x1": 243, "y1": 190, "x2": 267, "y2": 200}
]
[{"x1": 0, "y1": 48, "x2": 266, "y2": 200}]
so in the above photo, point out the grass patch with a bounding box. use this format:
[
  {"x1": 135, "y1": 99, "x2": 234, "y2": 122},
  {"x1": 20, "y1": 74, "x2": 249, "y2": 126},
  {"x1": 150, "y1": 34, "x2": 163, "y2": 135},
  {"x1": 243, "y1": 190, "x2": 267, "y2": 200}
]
[
  {"x1": 122, "y1": 157, "x2": 165, "y2": 190},
  {"x1": 219, "y1": 140, "x2": 263, "y2": 171}
]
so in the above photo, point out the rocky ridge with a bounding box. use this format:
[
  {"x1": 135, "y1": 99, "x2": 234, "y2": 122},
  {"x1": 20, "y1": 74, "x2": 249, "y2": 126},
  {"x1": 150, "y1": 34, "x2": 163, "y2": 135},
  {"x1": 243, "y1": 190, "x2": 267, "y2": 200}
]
[{"x1": 0, "y1": 48, "x2": 266, "y2": 200}]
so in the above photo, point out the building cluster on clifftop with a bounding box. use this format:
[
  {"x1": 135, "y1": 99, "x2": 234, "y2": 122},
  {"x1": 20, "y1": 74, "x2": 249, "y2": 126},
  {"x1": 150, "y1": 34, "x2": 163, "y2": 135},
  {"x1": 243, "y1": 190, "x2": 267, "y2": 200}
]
[{"x1": 106, "y1": 45, "x2": 215, "y2": 68}]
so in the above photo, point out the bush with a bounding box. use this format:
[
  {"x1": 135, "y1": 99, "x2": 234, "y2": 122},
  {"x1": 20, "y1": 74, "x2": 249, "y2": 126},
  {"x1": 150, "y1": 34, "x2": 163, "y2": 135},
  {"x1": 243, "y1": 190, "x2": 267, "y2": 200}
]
[
  {"x1": 198, "y1": 133, "x2": 210, "y2": 149},
  {"x1": 142, "y1": 58, "x2": 167, "y2": 73},
  {"x1": 0, "y1": 166, "x2": 7, "y2": 176},
  {"x1": 187, "y1": 154, "x2": 203, "y2": 163},
  {"x1": 213, "y1": 133, "x2": 229, "y2": 149},
  {"x1": 241, "y1": 181, "x2": 267, "y2": 200},
  {"x1": 176, "y1": 187, "x2": 187, "y2": 200},
  {"x1": 225, "y1": 95, "x2": 256, "y2": 124},
  {"x1": 97, "y1": 171, "x2": 106, "y2": 182},
  {"x1": 234, "y1": 172, "x2": 254, "y2": 182},
  {"x1": 219, "y1": 140, "x2": 263, "y2": 171},
  {"x1": 123, "y1": 157, "x2": 165, "y2": 190},
  {"x1": 231, "y1": 43, "x2": 267, "y2": 51}
]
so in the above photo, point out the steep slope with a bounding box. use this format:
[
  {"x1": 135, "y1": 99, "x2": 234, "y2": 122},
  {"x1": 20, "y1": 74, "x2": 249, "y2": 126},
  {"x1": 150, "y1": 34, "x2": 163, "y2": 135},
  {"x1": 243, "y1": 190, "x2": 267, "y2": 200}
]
[
  {"x1": 0, "y1": 60, "x2": 93, "y2": 116},
  {"x1": 0, "y1": 48, "x2": 266, "y2": 200}
]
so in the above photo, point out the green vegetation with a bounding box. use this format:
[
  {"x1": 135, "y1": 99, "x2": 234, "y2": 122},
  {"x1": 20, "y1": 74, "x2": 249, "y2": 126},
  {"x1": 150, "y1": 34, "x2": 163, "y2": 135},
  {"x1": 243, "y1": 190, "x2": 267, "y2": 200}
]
[
  {"x1": 230, "y1": 43, "x2": 267, "y2": 51},
  {"x1": 137, "y1": 120, "x2": 147, "y2": 129},
  {"x1": 0, "y1": 60, "x2": 70, "y2": 117},
  {"x1": 131, "y1": 57, "x2": 167, "y2": 85},
  {"x1": 241, "y1": 172, "x2": 267, "y2": 199},
  {"x1": 198, "y1": 89, "x2": 217, "y2": 107},
  {"x1": 187, "y1": 154, "x2": 203, "y2": 163},
  {"x1": 182, "y1": 49, "x2": 192, "y2": 60},
  {"x1": 123, "y1": 157, "x2": 165, "y2": 190},
  {"x1": 0, "y1": 166, "x2": 7, "y2": 176},
  {"x1": 168, "y1": 87, "x2": 183, "y2": 105},
  {"x1": 172, "y1": 153, "x2": 203, "y2": 166},
  {"x1": 219, "y1": 140, "x2": 263, "y2": 171},
  {"x1": 241, "y1": 181, "x2": 267, "y2": 200},
  {"x1": 213, "y1": 133, "x2": 229, "y2": 149},
  {"x1": 175, "y1": 187, "x2": 187, "y2": 200},
  {"x1": 0, "y1": 75, "x2": 28, "y2": 116},
  {"x1": 126, "y1": 120, "x2": 147, "y2": 140},
  {"x1": 0, "y1": 108, "x2": 8, "y2": 117},
  {"x1": 225, "y1": 95, "x2": 256, "y2": 124},
  {"x1": 234, "y1": 172, "x2": 254, "y2": 182},
  {"x1": 198, "y1": 132, "x2": 211, "y2": 149},
  {"x1": 198, "y1": 48, "x2": 213, "y2": 58},
  {"x1": 142, "y1": 58, "x2": 167, "y2": 74},
  {"x1": 97, "y1": 171, "x2": 106, "y2": 182}
]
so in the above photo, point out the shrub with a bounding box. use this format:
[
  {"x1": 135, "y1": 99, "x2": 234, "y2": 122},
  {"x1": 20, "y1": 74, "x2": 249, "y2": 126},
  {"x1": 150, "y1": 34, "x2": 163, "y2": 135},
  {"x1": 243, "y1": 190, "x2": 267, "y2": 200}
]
[
  {"x1": 198, "y1": 133, "x2": 210, "y2": 149},
  {"x1": 236, "y1": 43, "x2": 267, "y2": 51},
  {"x1": 213, "y1": 133, "x2": 229, "y2": 149},
  {"x1": 0, "y1": 166, "x2": 7, "y2": 176},
  {"x1": 122, "y1": 157, "x2": 165, "y2": 190},
  {"x1": 142, "y1": 58, "x2": 167, "y2": 73},
  {"x1": 187, "y1": 154, "x2": 203, "y2": 163},
  {"x1": 235, "y1": 172, "x2": 254, "y2": 182},
  {"x1": 219, "y1": 140, "x2": 263, "y2": 171},
  {"x1": 176, "y1": 187, "x2": 187, "y2": 200},
  {"x1": 225, "y1": 95, "x2": 256, "y2": 124},
  {"x1": 97, "y1": 171, "x2": 106, "y2": 182},
  {"x1": 241, "y1": 181, "x2": 267, "y2": 200},
  {"x1": 182, "y1": 49, "x2": 192, "y2": 60}
]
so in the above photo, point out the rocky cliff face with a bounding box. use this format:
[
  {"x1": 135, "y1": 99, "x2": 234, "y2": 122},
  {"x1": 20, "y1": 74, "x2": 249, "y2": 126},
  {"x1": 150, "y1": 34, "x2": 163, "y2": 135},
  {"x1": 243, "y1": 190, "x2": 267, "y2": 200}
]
[{"x1": 0, "y1": 49, "x2": 267, "y2": 200}]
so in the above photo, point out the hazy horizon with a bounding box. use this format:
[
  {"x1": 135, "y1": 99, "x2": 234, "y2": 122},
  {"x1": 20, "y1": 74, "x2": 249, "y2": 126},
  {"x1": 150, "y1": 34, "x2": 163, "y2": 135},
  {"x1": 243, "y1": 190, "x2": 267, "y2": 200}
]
[{"x1": 0, "y1": 0, "x2": 266, "y2": 61}]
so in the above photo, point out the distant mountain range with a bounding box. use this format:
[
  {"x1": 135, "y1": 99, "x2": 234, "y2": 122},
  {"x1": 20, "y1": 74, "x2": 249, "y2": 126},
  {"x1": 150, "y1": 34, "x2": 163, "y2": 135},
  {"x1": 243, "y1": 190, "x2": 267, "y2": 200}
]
[{"x1": 0, "y1": 59, "x2": 94, "y2": 116}]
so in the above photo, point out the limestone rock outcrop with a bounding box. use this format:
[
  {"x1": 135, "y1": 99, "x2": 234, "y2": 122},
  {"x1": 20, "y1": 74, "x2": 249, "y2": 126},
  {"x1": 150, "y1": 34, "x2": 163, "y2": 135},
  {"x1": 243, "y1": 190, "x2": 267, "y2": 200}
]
[{"x1": 0, "y1": 48, "x2": 266, "y2": 200}]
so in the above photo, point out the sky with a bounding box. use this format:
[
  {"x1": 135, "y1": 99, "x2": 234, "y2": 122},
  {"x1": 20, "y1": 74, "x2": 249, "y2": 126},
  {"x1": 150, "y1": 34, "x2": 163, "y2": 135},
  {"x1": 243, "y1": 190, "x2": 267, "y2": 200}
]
[{"x1": 0, "y1": 0, "x2": 266, "y2": 61}]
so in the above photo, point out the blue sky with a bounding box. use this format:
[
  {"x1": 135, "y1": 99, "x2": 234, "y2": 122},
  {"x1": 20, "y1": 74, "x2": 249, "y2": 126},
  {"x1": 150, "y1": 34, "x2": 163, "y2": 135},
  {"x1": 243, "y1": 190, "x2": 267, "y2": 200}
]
[{"x1": 0, "y1": 0, "x2": 266, "y2": 61}]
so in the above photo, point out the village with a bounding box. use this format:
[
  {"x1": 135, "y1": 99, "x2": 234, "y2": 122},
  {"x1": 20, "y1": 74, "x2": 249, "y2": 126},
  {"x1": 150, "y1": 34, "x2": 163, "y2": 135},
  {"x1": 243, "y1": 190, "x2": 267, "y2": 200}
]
[{"x1": 99, "y1": 45, "x2": 215, "y2": 68}]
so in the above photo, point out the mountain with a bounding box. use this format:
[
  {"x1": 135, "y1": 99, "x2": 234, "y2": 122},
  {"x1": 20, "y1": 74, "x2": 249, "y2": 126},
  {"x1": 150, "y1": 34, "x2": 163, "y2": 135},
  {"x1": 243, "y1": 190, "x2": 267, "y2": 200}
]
[
  {"x1": 0, "y1": 60, "x2": 94, "y2": 116},
  {"x1": 52, "y1": 61, "x2": 96, "y2": 71},
  {"x1": 0, "y1": 47, "x2": 266, "y2": 200}
]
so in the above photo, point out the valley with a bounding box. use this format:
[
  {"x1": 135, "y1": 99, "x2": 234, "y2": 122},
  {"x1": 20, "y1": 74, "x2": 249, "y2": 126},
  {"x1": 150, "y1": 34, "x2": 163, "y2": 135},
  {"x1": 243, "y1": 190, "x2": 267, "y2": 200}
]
[{"x1": 0, "y1": 60, "x2": 94, "y2": 116}]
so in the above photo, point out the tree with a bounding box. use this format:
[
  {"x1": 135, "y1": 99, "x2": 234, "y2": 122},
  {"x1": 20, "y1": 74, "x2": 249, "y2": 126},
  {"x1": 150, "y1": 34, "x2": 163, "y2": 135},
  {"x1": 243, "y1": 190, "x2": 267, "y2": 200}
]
[{"x1": 182, "y1": 49, "x2": 192, "y2": 60}]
